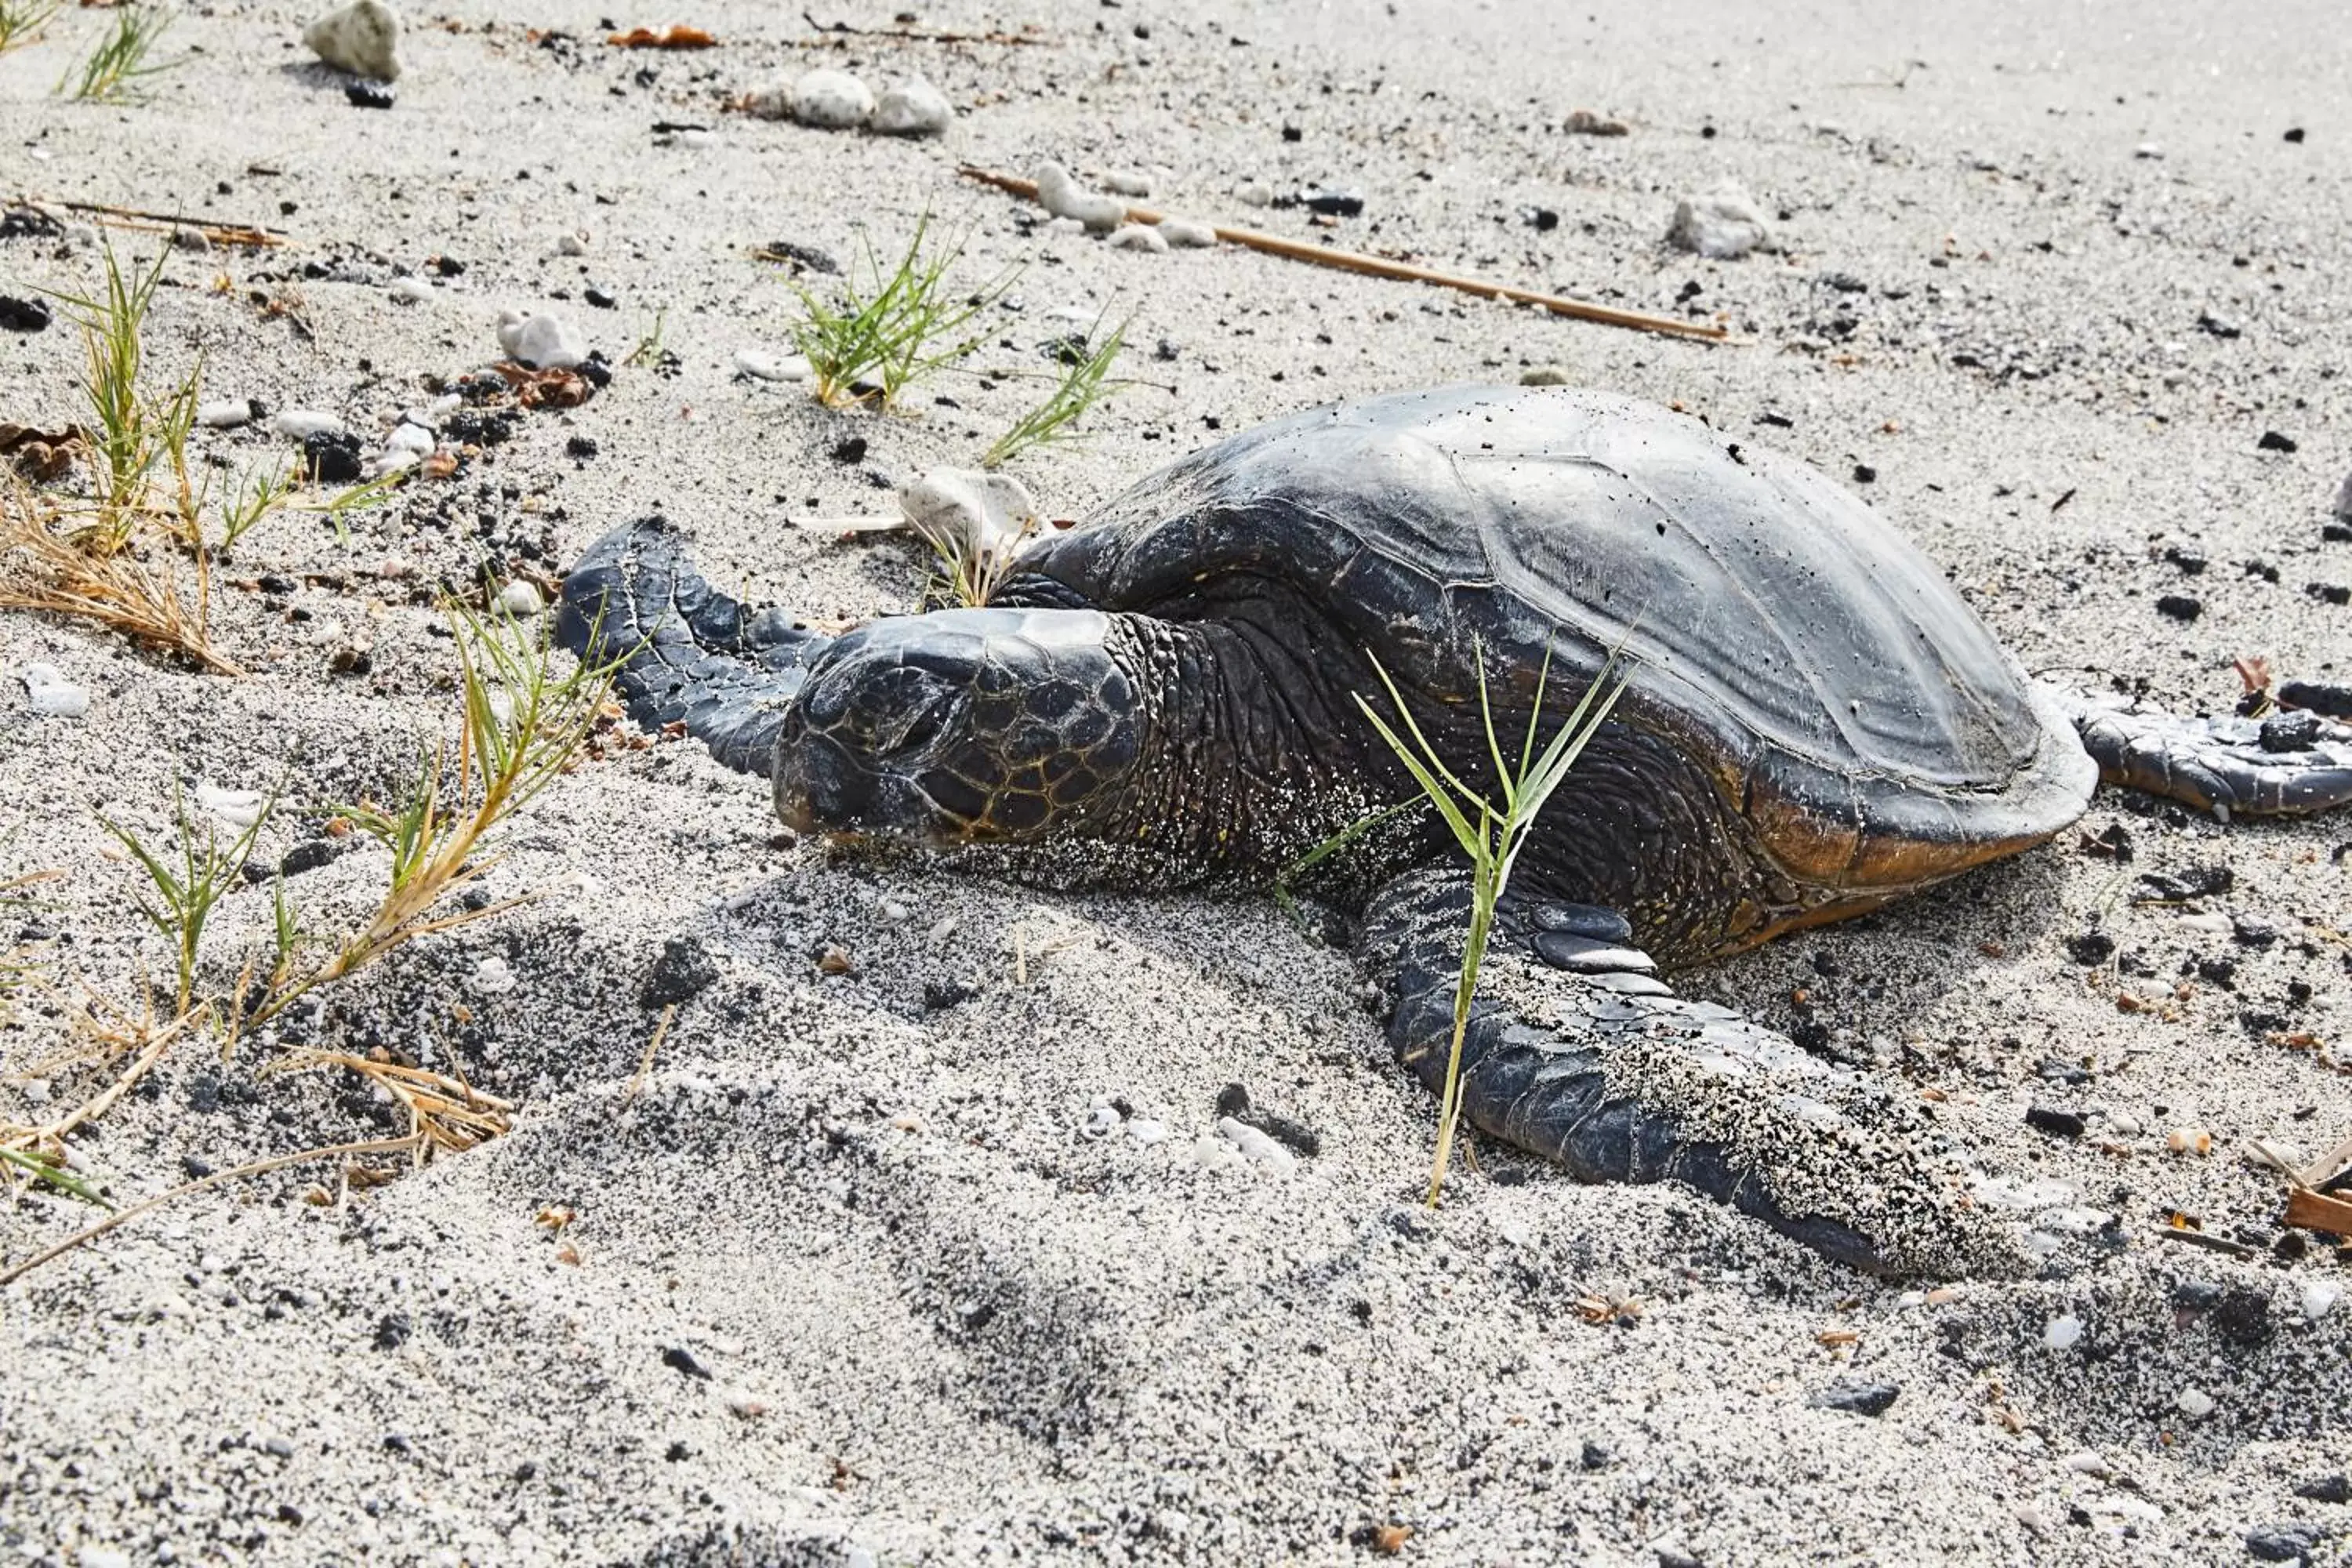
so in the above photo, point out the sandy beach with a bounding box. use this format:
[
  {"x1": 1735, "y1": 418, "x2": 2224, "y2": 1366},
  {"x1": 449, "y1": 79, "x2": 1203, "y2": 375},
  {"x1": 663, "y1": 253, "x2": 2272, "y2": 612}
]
[{"x1": 3, "y1": 0, "x2": 2349, "y2": 1563}]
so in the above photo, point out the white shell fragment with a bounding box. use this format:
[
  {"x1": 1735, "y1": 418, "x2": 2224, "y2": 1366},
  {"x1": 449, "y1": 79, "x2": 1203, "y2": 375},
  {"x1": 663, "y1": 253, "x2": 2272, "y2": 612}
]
[
  {"x1": 273, "y1": 410, "x2": 344, "y2": 440},
  {"x1": 1666, "y1": 180, "x2": 1772, "y2": 260},
  {"x1": 869, "y1": 74, "x2": 950, "y2": 136},
  {"x1": 898, "y1": 469, "x2": 1041, "y2": 564},
  {"x1": 496, "y1": 580, "x2": 546, "y2": 618},
  {"x1": 21, "y1": 663, "x2": 90, "y2": 717},
  {"x1": 2174, "y1": 1387, "x2": 2215, "y2": 1419},
  {"x1": 733, "y1": 347, "x2": 811, "y2": 383},
  {"x1": 1156, "y1": 218, "x2": 1217, "y2": 249},
  {"x1": 787, "y1": 70, "x2": 874, "y2": 129},
  {"x1": 198, "y1": 399, "x2": 255, "y2": 429},
  {"x1": 1034, "y1": 162, "x2": 1127, "y2": 232},
  {"x1": 1105, "y1": 223, "x2": 1168, "y2": 253},
  {"x1": 497, "y1": 310, "x2": 586, "y2": 370},
  {"x1": 1100, "y1": 169, "x2": 1151, "y2": 197},
  {"x1": 1217, "y1": 1116, "x2": 1297, "y2": 1176},
  {"x1": 388, "y1": 275, "x2": 434, "y2": 304},
  {"x1": 303, "y1": 0, "x2": 402, "y2": 82}
]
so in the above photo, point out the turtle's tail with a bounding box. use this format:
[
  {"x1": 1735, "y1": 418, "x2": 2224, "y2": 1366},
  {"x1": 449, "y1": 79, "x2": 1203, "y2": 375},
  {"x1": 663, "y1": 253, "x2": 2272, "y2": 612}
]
[
  {"x1": 2057, "y1": 684, "x2": 2352, "y2": 820},
  {"x1": 557, "y1": 517, "x2": 828, "y2": 777}
]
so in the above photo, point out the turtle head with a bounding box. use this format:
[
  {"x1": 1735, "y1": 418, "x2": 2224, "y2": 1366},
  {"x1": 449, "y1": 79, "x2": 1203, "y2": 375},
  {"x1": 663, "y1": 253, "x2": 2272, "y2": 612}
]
[{"x1": 772, "y1": 608, "x2": 1146, "y2": 847}]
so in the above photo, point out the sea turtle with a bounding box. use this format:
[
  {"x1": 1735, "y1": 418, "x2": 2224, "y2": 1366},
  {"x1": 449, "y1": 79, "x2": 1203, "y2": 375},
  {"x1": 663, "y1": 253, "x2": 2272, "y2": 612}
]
[{"x1": 559, "y1": 386, "x2": 2352, "y2": 1275}]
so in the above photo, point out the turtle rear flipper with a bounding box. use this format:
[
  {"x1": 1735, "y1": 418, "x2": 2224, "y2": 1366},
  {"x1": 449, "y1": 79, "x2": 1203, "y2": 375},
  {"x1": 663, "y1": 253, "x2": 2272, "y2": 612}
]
[
  {"x1": 557, "y1": 518, "x2": 826, "y2": 775},
  {"x1": 2066, "y1": 691, "x2": 2352, "y2": 818},
  {"x1": 1358, "y1": 869, "x2": 2017, "y2": 1279}
]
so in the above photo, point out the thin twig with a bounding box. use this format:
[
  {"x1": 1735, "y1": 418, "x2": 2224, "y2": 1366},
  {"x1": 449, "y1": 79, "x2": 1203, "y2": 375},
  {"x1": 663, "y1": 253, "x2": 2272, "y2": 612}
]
[
  {"x1": 956, "y1": 165, "x2": 1729, "y2": 344},
  {"x1": 0, "y1": 1134, "x2": 424, "y2": 1288},
  {"x1": 620, "y1": 1004, "x2": 674, "y2": 1109},
  {"x1": 797, "y1": 10, "x2": 1044, "y2": 45},
  {"x1": 2153, "y1": 1225, "x2": 2259, "y2": 1259},
  {"x1": 40, "y1": 198, "x2": 283, "y2": 249}
]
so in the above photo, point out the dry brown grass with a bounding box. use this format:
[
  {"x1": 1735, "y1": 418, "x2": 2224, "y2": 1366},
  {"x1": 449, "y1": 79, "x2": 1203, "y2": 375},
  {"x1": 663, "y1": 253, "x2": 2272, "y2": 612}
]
[
  {"x1": 271, "y1": 1050, "x2": 514, "y2": 1157},
  {"x1": 0, "y1": 474, "x2": 241, "y2": 673}
]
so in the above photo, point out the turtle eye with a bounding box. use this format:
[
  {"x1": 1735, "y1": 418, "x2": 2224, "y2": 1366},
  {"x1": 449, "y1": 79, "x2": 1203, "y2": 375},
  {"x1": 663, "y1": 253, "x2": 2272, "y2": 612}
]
[{"x1": 841, "y1": 666, "x2": 961, "y2": 759}]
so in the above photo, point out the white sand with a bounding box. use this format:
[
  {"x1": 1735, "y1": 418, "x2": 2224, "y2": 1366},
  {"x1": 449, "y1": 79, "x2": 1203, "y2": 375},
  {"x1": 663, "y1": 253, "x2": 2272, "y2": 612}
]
[{"x1": 3, "y1": 1, "x2": 2349, "y2": 1563}]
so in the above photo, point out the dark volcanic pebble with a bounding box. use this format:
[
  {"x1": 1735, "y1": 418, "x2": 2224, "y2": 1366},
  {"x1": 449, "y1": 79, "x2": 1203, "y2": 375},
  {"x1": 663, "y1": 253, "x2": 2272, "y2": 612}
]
[
  {"x1": 345, "y1": 81, "x2": 394, "y2": 110},
  {"x1": 2308, "y1": 582, "x2": 2350, "y2": 605},
  {"x1": 2256, "y1": 430, "x2": 2298, "y2": 453},
  {"x1": 301, "y1": 430, "x2": 363, "y2": 484},
  {"x1": 2026, "y1": 1105, "x2": 2087, "y2": 1138},
  {"x1": 2245, "y1": 1524, "x2": 2321, "y2": 1563},
  {"x1": 1809, "y1": 1381, "x2": 1900, "y2": 1417},
  {"x1": 2155, "y1": 593, "x2": 2203, "y2": 622},
  {"x1": 2295, "y1": 1473, "x2": 2349, "y2": 1504},
  {"x1": 661, "y1": 1345, "x2": 712, "y2": 1380},
  {"x1": 923, "y1": 978, "x2": 980, "y2": 1010},
  {"x1": 0, "y1": 294, "x2": 50, "y2": 332},
  {"x1": 2259, "y1": 711, "x2": 2324, "y2": 752},
  {"x1": 2065, "y1": 929, "x2": 2115, "y2": 965},
  {"x1": 1301, "y1": 187, "x2": 1365, "y2": 217},
  {"x1": 829, "y1": 434, "x2": 869, "y2": 465},
  {"x1": 279, "y1": 839, "x2": 348, "y2": 877},
  {"x1": 1851, "y1": 463, "x2": 1878, "y2": 484},
  {"x1": 640, "y1": 935, "x2": 720, "y2": 1008}
]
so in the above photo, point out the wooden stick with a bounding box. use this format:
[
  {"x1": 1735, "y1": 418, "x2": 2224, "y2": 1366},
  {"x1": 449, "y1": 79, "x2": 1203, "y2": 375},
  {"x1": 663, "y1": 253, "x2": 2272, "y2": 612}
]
[
  {"x1": 2299, "y1": 1131, "x2": 2352, "y2": 1189},
  {"x1": 49, "y1": 199, "x2": 284, "y2": 249},
  {"x1": 956, "y1": 165, "x2": 1728, "y2": 344},
  {"x1": 798, "y1": 12, "x2": 1045, "y2": 45},
  {"x1": 2285, "y1": 1186, "x2": 2352, "y2": 1240}
]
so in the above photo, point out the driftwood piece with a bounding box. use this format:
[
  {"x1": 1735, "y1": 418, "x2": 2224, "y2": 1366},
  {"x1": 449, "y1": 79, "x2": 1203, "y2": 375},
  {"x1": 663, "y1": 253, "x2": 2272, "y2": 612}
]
[{"x1": 956, "y1": 165, "x2": 1728, "y2": 345}]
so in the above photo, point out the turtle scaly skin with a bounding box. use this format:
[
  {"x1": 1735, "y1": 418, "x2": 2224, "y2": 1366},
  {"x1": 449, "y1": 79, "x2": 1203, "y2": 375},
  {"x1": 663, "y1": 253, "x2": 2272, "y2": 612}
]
[{"x1": 561, "y1": 387, "x2": 2352, "y2": 1276}]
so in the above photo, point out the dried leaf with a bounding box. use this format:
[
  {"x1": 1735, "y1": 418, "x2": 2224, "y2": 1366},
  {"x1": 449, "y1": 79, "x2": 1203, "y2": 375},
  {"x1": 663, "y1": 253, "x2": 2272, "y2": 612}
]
[
  {"x1": 608, "y1": 24, "x2": 717, "y2": 47},
  {"x1": 0, "y1": 424, "x2": 88, "y2": 484}
]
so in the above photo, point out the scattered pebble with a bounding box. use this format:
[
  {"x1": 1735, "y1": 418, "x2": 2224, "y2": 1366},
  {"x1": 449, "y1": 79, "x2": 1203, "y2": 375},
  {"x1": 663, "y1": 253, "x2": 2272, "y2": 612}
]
[
  {"x1": 2258, "y1": 430, "x2": 2299, "y2": 454},
  {"x1": 1156, "y1": 217, "x2": 1217, "y2": 248},
  {"x1": 1233, "y1": 180, "x2": 1273, "y2": 207},
  {"x1": 1106, "y1": 223, "x2": 1169, "y2": 253},
  {"x1": 496, "y1": 310, "x2": 586, "y2": 370},
  {"x1": 474, "y1": 955, "x2": 517, "y2": 995},
  {"x1": 733, "y1": 347, "x2": 811, "y2": 383},
  {"x1": 1216, "y1": 1116, "x2": 1298, "y2": 1176},
  {"x1": 1300, "y1": 186, "x2": 1365, "y2": 217},
  {"x1": 1035, "y1": 162, "x2": 1127, "y2": 231},
  {"x1": 1521, "y1": 366, "x2": 1573, "y2": 386},
  {"x1": 1040, "y1": 216, "x2": 1087, "y2": 238},
  {"x1": 785, "y1": 69, "x2": 874, "y2": 130},
  {"x1": 2134, "y1": 141, "x2": 2164, "y2": 159},
  {"x1": 1564, "y1": 108, "x2": 1631, "y2": 136},
  {"x1": 2175, "y1": 1386, "x2": 2216, "y2": 1419},
  {"x1": 1126, "y1": 1118, "x2": 1167, "y2": 1146},
  {"x1": 2246, "y1": 1525, "x2": 2322, "y2": 1563},
  {"x1": 1667, "y1": 181, "x2": 1772, "y2": 259},
  {"x1": 194, "y1": 782, "x2": 267, "y2": 829},
  {"x1": 2026, "y1": 1105, "x2": 2086, "y2": 1138},
  {"x1": 1100, "y1": 169, "x2": 1152, "y2": 197},
  {"x1": 388, "y1": 275, "x2": 434, "y2": 304},
  {"x1": 2061, "y1": 1450, "x2": 2110, "y2": 1477},
  {"x1": 78, "y1": 1548, "x2": 132, "y2": 1568},
  {"x1": 20, "y1": 663, "x2": 89, "y2": 717},
  {"x1": 2306, "y1": 1282, "x2": 2343, "y2": 1323},
  {"x1": 495, "y1": 579, "x2": 545, "y2": 618},
  {"x1": 273, "y1": 409, "x2": 345, "y2": 440},
  {"x1": 2332, "y1": 470, "x2": 2352, "y2": 522},
  {"x1": 199, "y1": 398, "x2": 256, "y2": 429},
  {"x1": 303, "y1": 0, "x2": 402, "y2": 82},
  {"x1": 2296, "y1": 1473, "x2": 2350, "y2": 1504},
  {"x1": 0, "y1": 295, "x2": 49, "y2": 332},
  {"x1": 2155, "y1": 593, "x2": 2203, "y2": 622},
  {"x1": 1809, "y1": 1381, "x2": 1900, "y2": 1417},
  {"x1": 303, "y1": 430, "x2": 363, "y2": 483},
  {"x1": 2168, "y1": 1127, "x2": 2214, "y2": 1156},
  {"x1": 557, "y1": 232, "x2": 590, "y2": 257},
  {"x1": 869, "y1": 74, "x2": 950, "y2": 136},
  {"x1": 2043, "y1": 1315, "x2": 2084, "y2": 1350},
  {"x1": 346, "y1": 79, "x2": 394, "y2": 110}
]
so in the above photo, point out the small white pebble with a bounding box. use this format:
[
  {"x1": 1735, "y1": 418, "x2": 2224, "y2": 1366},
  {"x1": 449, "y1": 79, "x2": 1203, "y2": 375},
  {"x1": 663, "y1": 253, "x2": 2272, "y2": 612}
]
[
  {"x1": 677, "y1": 129, "x2": 715, "y2": 150},
  {"x1": 385, "y1": 421, "x2": 435, "y2": 456},
  {"x1": 388, "y1": 275, "x2": 434, "y2": 304},
  {"x1": 79, "y1": 1548, "x2": 133, "y2": 1568},
  {"x1": 1034, "y1": 162, "x2": 1126, "y2": 231},
  {"x1": 788, "y1": 68, "x2": 874, "y2": 129},
  {"x1": 274, "y1": 409, "x2": 345, "y2": 440},
  {"x1": 1105, "y1": 223, "x2": 1169, "y2": 254},
  {"x1": 497, "y1": 310, "x2": 586, "y2": 371},
  {"x1": 21, "y1": 662, "x2": 89, "y2": 717},
  {"x1": 1081, "y1": 1098, "x2": 1122, "y2": 1140},
  {"x1": 1040, "y1": 216, "x2": 1087, "y2": 238},
  {"x1": 1190, "y1": 1129, "x2": 1249, "y2": 1174},
  {"x1": 1125, "y1": 1118, "x2": 1167, "y2": 1146},
  {"x1": 194, "y1": 782, "x2": 266, "y2": 829},
  {"x1": 869, "y1": 74, "x2": 950, "y2": 136},
  {"x1": 733, "y1": 347, "x2": 811, "y2": 383},
  {"x1": 1896, "y1": 1290, "x2": 1926, "y2": 1308},
  {"x1": 1218, "y1": 1116, "x2": 1296, "y2": 1176},
  {"x1": 1234, "y1": 180, "x2": 1273, "y2": 207},
  {"x1": 2306, "y1": 1282, "x2": 2343, "y2": 1323},
  {"x1": 1099, "y1": 169, "x2": 1151, "y2": 197},
  {"x1": 2062, "y1": 1450, "x2": 2110, "y2": 1477},
  {"x1": 474, "y1": 955, "x2": 517, "y2": 995},
  {"x1": 924, "y1": 916, "x2": 956, "y2": 948},
  {"x1": 198, "y1": 398, "x2": 254, "y2": 429},
  {"x1": 2174, "y1": 1387, "x2": 2215, "y2": 1419},
  {"x1": 877, "y1": 898, "x2": 910, "y2": 924},
  {"x1": 495, "y1": 580, "x2": 545, "y2": 618},
  {"x1": 557, "y1": 232, "x2": 590, "y2": 256},
  {"x1": 2134, "y1": 142, "x2": 2164, "y2": 159},
  {"x1": 20, "y1": 1079, "x2": 49, "y2": 1106},
  {"x1": 1156, "y1": 217, "x2": 1217, "y2": 248},
  {"x1": 2043, "y1": 1315, "x2": 2083, "y2": 1351}
]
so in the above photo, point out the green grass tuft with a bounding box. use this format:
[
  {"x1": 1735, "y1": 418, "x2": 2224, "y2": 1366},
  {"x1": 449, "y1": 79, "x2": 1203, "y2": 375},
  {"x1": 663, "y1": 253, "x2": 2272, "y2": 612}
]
[
  {"x1": 786, "y1": 213, "x2": 1013, "y2": 410},
  {"x1": 0, "y1": 0, "x2": 63, "y2": 56},
  {"x1": 59, "y1": 2, "x2": 179, "y2": 100},
  {"x1": 1356, "y1": 638, "x2": 1626, "y2": 1205},
  {"x1": 982, "y1": 316, "x2": 1125, "y2": 469}
]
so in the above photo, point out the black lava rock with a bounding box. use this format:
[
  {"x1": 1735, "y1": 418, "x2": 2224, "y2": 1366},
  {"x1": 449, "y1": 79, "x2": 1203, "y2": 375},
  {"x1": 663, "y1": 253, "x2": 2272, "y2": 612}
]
[
  {"x1": 2066, "y1": 929, "x2": 2116, "y2": 965},
  {"x1": 345, "y1": 81, "x2": 394, "y2": 110},
  {"x1": 1301, "y1": 187, "x2": 1365, "y2": 217},
  {"x1": 829, "y1": 434, "x2": 869, "y2": 465},
  {"x1": 2294, "y1": 1473, "x2": 2349, "y2": 1504},
  {"x1": 2280, "y1": 680, "x2": 2352, "y2": 718},
  {"x1": 444, "y1": 409, "x2": 516, "y2": 447},
  {"x1": 661, "y1": 1345, "x2": 712, "y2": 1380},
  {"x1": 2285, "y1": 127, "x2": 2307, "y2": 143},
  {"x1": 1580, "y1": 1440, "x2": 1613, "y2": 1470},
  {"x1": 1851, "y1": 463, "x2": 1878, "y2": 484},
  {"x1": 1809, "y1": 1381, "x2": 1900, "y2": 1417},
  {"x1": 566, "y1": 435, "x2": 599, "y2": 459},
  {"x1": 372, "y1": 1313, "x2": 412, "y2": 1350},
  {"x1": 2163, "y1": 545, "x2": 2209, "y2": 574},
  {"x1": 2325, "y1": 524, "x2": 2352, "y2": 543},
  {"x1": 640, "y1": 935, "x2": 719, "y2": 1009},
  {"x1": 2197, "y1": 311, "x2": 2242, "y2": 339},
  {"x1": 1525, "y1": 206, "x2": 1560, "y2": 231},
  {"x1": 2136, "y1": 862, "x2": 2232, "y2": 901},
  {"x1": 0, "y1": 295, "x2": 50, "y2": 332},
  {"x1": 2026, "y1": 1105, "x2": 2086, "y2": 1138},
  {"x1": 2208, "y1": 1286, "x2": 2274, "y2": 1347},
  {"x1": 300, "y1": 430, "x2": 363, "y2": 484},
  {"x1": 2257, "y1": 430, "x2": 2299, "y2": 453},
  {"x1": 279, "y1": 839, "x2": 348, "y2": 877},
  {"x1": 2232, "y1": 916, "x2": 2280, "y2": 949},
  {"x1": 923, "y1": 978, "x2": 980, "y2": 1011},
  {"x1": 2308, "y1": 582, "x2": 2351, "y2": 605},
  {"x1": 2261, "y1": 711, "x2": 2324, "y2": 752},
  {"x1": 2245, "y1": 1524, "x2": 2321, "y2": 1563},
  {"x1": 584, "y1": 286, "x2": 617, "y2": 310},
  {"x1": 2155, "y1": 593, "x2": 2203, "y2": 622}
]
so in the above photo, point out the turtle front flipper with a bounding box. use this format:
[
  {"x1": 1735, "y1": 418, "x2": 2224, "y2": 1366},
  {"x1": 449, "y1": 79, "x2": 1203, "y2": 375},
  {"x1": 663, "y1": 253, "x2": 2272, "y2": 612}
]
[
  {"x1": 558, "y1": 518, "x2": 827, "y2": 775},
  {"x1": 1356, "y1": 869, "x2": 2017, "y2": 1278},
  {"x1": 2064, "y1": 689, "x2": 2352, "y2": 818}
]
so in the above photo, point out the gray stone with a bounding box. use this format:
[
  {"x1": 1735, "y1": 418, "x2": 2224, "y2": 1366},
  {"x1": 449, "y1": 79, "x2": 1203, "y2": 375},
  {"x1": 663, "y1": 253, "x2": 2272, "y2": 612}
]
[
  {"x1": 303, "y1": 0, "x2": 402, "y2": 82},
  {"x1": 869, "y1": 75, "x2": 950, "y2": 136},
  {"x1": 1667, "y1": 181, "x2": 1772, "y2": 260}
]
